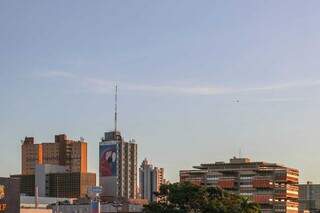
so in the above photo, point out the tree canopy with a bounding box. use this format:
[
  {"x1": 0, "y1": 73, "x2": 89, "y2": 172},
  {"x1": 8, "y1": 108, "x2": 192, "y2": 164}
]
[{"x1": 143, "y1": 182, "x2": 261, "y2": 213}]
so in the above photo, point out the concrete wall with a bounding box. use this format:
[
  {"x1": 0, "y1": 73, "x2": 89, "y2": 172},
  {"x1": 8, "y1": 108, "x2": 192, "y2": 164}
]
[
  {"x1": 52, "y1": 203, "x2": 143, "y2": 213},
  {"x1": 21, "y1": 209, "x2": 52, "y2": 213}
]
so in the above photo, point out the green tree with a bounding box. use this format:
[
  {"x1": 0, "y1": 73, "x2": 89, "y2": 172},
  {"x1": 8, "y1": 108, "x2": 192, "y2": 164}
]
[
  {"x1": 143, "y1": 182, "x2": 261, "y2": 213},
  {"x1": 239, "y1": 196, "x2": 261, "y2": 213}
]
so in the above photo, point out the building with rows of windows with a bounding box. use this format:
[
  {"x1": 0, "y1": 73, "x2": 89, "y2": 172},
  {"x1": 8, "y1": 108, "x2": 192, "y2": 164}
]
[{"x1": 180, "y1": 157, "x2": 299, "y2": 213}]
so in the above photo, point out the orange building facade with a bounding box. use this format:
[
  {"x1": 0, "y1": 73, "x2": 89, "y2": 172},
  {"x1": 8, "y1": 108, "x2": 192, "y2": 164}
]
[
  {"x1": 21, "y1": 134, "x2": 87, "y2": 175},
  {"x1": 180, "y1": 157, "x2": 299, "y2": 213}
]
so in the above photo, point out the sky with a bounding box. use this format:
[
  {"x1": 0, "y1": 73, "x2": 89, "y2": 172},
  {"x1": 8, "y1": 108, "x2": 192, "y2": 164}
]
[{"x1": 1, "y1": 0, "x2": 320, "y2": 183}]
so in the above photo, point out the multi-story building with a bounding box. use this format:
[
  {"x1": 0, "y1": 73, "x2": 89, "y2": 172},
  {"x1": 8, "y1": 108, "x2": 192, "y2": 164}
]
[
  {"x1": 99, "y1": 130, "x2": 137, "y2": 201},
  {"x1": 12, "y1": 164, "x2": 96, "y2": 198},
  {"x1": 139, "y1": 158, "x2": 165, "y2": 202},
  {"x1": 180, "y1": 157, "x2": 299, "y2": 213},
  {"x1": 299, "y1": 182, "x2": 320, "y2": 213},
  {"x1": 18, "y1": 134, "x2": 95, "y2": 199},
  {"x1": 21, "y1": 134, "x2": 87, "y2": 175},
  {"x1": 21, "y1": 137, "x2": 43, "y2": 175},
  {"x1": 47, "y1": 172, "x2": 96, "y2": 198},
  {"x1": 35, "y1": 164, "x2": 68, "y2": 197},
  {"x1": 180, "y1": 169, "x2": 207, "y2": 186}
]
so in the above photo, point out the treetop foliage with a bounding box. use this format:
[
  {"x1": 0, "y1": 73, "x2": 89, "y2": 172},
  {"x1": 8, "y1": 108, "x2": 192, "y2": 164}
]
[{"x1": 143, "y1": 182, "x2": 261, "y2": 213}]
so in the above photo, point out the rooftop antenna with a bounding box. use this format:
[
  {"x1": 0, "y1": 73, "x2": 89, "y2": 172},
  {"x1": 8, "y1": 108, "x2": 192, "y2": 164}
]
[
  {"x1": 238, "y1": 147, "x2": 242, "y2": 158},
  {"x1": 114, "y1": 84, "x2": 118, "y2": 133}
]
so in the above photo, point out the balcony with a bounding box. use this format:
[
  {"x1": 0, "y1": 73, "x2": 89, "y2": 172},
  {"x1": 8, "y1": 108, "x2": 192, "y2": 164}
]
[
  {"x1": 252, "y1": 194, "x2": 273, "y2": 204},
  {"x1": 252, "y1": 179, "x2": 273, "y2": 188},
  {"x1": 274, "y1": 188, "x2": 298, "y2": 199},
  {"x1": 275, "y1": 175, "x2": 298, "y2": 184},
  {"x1": 274, "y1": 200, "x2": 299, "y2": 212},
  {"x1": 217, "y1": 179, "x2": 236, "y2": 189}
]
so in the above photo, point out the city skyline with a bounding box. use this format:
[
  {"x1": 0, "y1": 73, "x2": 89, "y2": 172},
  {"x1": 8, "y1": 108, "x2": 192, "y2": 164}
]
[{"x1": 2, "y1": 0, "x2": 320, "y2": 184}]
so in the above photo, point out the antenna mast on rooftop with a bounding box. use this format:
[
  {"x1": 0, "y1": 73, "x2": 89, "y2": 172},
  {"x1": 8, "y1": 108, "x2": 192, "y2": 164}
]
[
  {"x1": 238, "y1": 147, "x2": 242, "y2": 158},
  {"x1": 114, "y1": 84, "x2": 118, "y2": 133}
]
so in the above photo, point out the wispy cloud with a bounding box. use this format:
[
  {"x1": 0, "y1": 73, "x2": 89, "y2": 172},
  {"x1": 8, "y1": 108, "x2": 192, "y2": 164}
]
[
  {"x1": 37, "y1": 71, "x2": 320, "y2": 96},
  {"x1": 81, "y1": 77, "x2": 114, "y2": 94},
  {"x1": 241, "y1": 80, "x2": 320, "y2": 93},
  {"x1": 124, "y1": 84, "x2": 229, "y2": 95},
  {"x1": 257, "y1": 97, "x2": 312, "y2": 103},
  {"x1": 80, "y1": 79, "x2": 228, "y2": 95},
  {"x1": 38, "y1": 71, "x2": 76, "y2": 78},
  {"x1": 38, "y1": 71, "x2": 228, "y2": 95}
]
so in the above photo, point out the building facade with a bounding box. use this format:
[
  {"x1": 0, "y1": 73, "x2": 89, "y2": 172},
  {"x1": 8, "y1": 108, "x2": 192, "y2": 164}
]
[
  {"x1": 299, "y1": 182, "x2": 320, "y2": 213},
  {"x1": 99, "y1": 131, "x2": 137, "y2": 200},
  {"x1": 21, "y1": 134, "x2": 87, "y2": 175},
  {"x1": 47, "y1": 172, "x2": 96, "y2": 198},
  {"x1": 139, "y1": 159, "x2": 165, "y2": 202},
  {"x1": 35, "y1": 164, "x2": 68, "y2": 197},
  {"x1": 13, "y1": 164, "x2": 96, "y2": 198},
  {"x1": 21, "y1": 137, "x2": 43, "y2": 175},
  {"x1": 180, "y1": 157, "x2": 299, "y2": 213},
  {"x1": 180, "y1": 170, "x2": 207, "y2": 186},
  {"x1": 18, "y1": 134, "x2": 94, "y2": 199}
]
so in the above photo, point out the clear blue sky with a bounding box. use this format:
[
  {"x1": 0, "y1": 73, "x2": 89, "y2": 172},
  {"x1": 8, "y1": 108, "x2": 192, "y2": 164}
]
[{"x1": 1, "y1": 0, "x2": 320, "y2": 183}]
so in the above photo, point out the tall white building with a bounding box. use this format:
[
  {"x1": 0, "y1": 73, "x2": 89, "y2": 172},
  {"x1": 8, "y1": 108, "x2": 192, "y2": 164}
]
[
  {"x1": 139, "y1": 159, "x2": 165, "y2": 202},
  {"x1": 99, "y1": 131, "x2": 137, "y2": 200}
]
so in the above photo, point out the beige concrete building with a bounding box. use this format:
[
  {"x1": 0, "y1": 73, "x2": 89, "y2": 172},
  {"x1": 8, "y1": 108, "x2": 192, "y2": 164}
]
[
  {"x1": 139, "y1": 159, "x2": 165, "y2": 202},
  {"x1": 21, "y1": 137, "x2": 43, "y2": 175},
  {"x1": 21, "y1": 134, "x2": 87, "y2": 175},
  {"x1": 19, "y1": 134, "x2": 94, "y2": 199},
  {"x1": 180, "y1": 157, "x2": 299, "y2": 213},
  {"x1": 13, "y1": 165, "x2": 96, "y2": 198}
]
